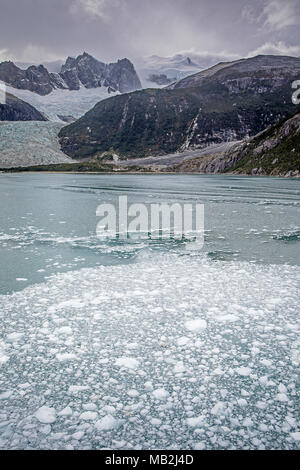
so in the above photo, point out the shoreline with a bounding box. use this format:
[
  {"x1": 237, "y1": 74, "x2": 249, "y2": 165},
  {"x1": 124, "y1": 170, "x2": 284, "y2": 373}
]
[{"x1": 1, "y1": 170, "x2": 300, "y2": 178}]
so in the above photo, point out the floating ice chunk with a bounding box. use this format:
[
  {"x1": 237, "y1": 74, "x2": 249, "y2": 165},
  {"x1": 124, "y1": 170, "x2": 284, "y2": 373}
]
[
  {"x1": 194, "y1": 442, "x2": 206, "y2": 450},
  {"x1": 215, "y1": 314, "x2": 238, "y2": 322},
  {"x1": 278, "y1": 384, "x2": 287, "y2": 393},
  {"x1": 79, "y1": 411, "x2": 98, "y2": 421},
  {"x1": 115, "y1": 357, "x2": 139, "y2": 370},
  {"x1": 237, "y1": 398, "x2": 248, "y2": 407},
  {"x1": 243, "y1": 418, "x2": 253, "y2": 427},
  {"x1": 39, "y1": 424, "x2": 51, "y2": 435},
  {"x1": 0, "y1": 391, "x2": 13, "y2": 400},
  {"x1": 35, "y1": 406, "x2": 56, "y2": 424},
  {"x1": 55, "y1": 326, "x2": 73, "y2": 336},
  {"x1": 68, "y1": 385, "x2": 89, "y2": 394},
  {"x1": 236, "y1": 367, "x2": 252, "y2": 376},
  {"x1": 127, "y1": 389, "x2": 139, "y2": 397},
  {"x1": 95, "y1": 415, "x2": 119, "y2": 431},
  {"x1": 260, "y1": 359, "x2": 273, "y2": 367},
  {"x1": 58, "y1": 406, "x2": 73, "y2": 417},
  {"x1": 291, "y1": 432, "x2": 300, "y2": 441},
  {"x1": 0, "y1": 342, "x2": 9, "y2": 365},
  {"x1": 185, "y1": 319, "x2": 207, "y2": 332},
  {"x1": 152, "y1": 388, "x2": 169, "y2": 400},
  {"x1": 211, "y1": 402, "x2": 226, "y2": 416},
  {"x1": 213, "y1": 368, "x2": 223, "y2": 376},
  {"x1": 173, "y1": 362, "x2": 186, "y2": 373},
  {"x1": 6, "y1": 333, "x2": 24, "y2": 343},
  {"x1": 275, "y1": 393, "x2": 288, "y2": 402},
  {"x1": 150, "y1": 418, "x2": 162, "y2": 426},
  {"x1": 177, "y1": 337, "x2": 190, "y2": 346},
  {"x1": 82, "y1": 403, "x2": 98, "y2": 411},
  {"x1": 72, "y1": 431, "x2": 85, "y2": 440},
  {"x1": 56, "y1": 353, "x2": 77, "y2": 362},
  {"x1": 144, "y1": 381, "x2": 153, "y2": 391},
  {"x1": 186, "y1": 416, "x2": 205, "y2": 427}
]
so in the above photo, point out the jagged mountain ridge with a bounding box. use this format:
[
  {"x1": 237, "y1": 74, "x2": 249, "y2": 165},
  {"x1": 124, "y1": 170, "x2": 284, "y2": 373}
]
[
  {"x1": 58, "y1": 55, "x2": 300, "y2": 160},
  {"x1": 0, "y1": 92, "x2": 47, "y2": 121},
  {"x1": 0, "y1": 53, "x2": 142, "y2": 96}
]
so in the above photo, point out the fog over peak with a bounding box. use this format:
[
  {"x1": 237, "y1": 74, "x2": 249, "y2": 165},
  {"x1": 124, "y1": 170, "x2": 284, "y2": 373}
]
[{"x1": 0, "y1": 0, "x2": 299, "y2": 66}]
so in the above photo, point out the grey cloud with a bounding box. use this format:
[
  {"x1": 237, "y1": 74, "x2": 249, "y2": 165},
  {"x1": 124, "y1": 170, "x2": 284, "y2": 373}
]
[{"x1": 0, "y1": 0, "x2": 299, "y2": 65}]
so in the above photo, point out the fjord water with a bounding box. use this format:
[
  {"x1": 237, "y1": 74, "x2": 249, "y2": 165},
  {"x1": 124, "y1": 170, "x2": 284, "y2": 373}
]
[{"x1": 0, "y1": 174, "x2": 299, "y2": 450}]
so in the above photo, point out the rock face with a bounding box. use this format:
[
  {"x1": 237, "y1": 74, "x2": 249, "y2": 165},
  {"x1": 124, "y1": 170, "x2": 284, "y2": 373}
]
[
  {"x1": 0, "y1": 92, "x2": 47, "y2": 121},
  {"x1": 0, "y1": 62, "x2": 66, "y2": 95},
  {"x1": 173, "y1": 111, "x2": 300, "y2": 177},
  {"x1": 59, "y1": 55, "x2": 300, "y2": 160},
  {"x1": 0, "y1": 53, "x2": 142, "y2": 96},
  {"x1": 148, "y1": 74, "x2": 172, "y2": 86}
]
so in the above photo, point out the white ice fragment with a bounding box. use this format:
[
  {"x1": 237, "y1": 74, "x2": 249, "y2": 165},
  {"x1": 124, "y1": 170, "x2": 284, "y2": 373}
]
[
  {"x1": 39, "y1": 424, "x2": 51, "y2": 435},
  {"x1": 236, "y1": 367, "x2": 252, "y2": 376},
  {"x1": 150, "y1": 418, "x2": 162, "y2": 426},
  {"x1": 237, "y1": 398, "x2": 247, "y2": 407},
  {"x1": 185, "y1": 319, "x2": 207, "y2": 332},
  {"x1": 58, "y1": 406, "x2": 73, "y2": 417},
  {"x1": 79, "y1": 411, "x2": 98, "y2": 421},
  {"x1": 56, "y1": 353, "x2": 77, "y2": 362},
  {"x1": 0, "y1": 391, "x2": 13, "y2": 400},
  {"x1": 68, "y1": 385, "x2": 89, "y2": 394},
  {"x1": 95, "y1": 415, "x2": 119, "y2": 431},
  {"x1": 291, "y1": 432, "x2": 300, "y2": 441},
  {"x1": 152, "y1": 388, "x2": 169, "y2": 400},
  {"x1": 275, "y1": 393, "x2": 289, "y2": 402},
  {"x1": 55, "y1": 326, "x2": 73, "y2": 336},
  {"x1": 194, "y1": 442, "x2": 206, "y2": 450},
  {"x1": 35, "y1": 406, "x2": 56, "y2": 424},
  {"x1": 177, "y1": 336, "x2": 190, "y2": 346},
  {"x1": 115, "y1": 357, "x2": 139, "y2": 370},
  {"x1": 6, "y1": 333, "x2": 24, "y2": 343},
  {"x1": 211, "y1": 402, "x2": 226, "y2": 416},
  {"x1": 186, "y1": 416, "x2": 205, "y2": 427}
]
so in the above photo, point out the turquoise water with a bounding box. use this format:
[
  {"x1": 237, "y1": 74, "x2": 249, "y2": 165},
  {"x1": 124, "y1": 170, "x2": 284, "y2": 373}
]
[
  {"x1": 0, "y1": 173, "x2": 299, "y2": 295},
  {"x1": 0, "y1": 174, "x2": 299, "y2": 450}
]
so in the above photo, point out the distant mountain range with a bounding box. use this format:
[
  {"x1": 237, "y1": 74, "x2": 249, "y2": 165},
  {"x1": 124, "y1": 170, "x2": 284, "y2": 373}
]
[
  {"x1": 0, "y1": 53, "x2": 142, "y2": 96},
  {"x1": 59, "y1": 55, "x2": 300, "y2": 160}
]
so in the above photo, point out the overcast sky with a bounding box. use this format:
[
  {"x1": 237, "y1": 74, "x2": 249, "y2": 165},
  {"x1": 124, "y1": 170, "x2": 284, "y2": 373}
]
[{"x1": 0, "y1": 0, "x2": 300, "y2": 65}]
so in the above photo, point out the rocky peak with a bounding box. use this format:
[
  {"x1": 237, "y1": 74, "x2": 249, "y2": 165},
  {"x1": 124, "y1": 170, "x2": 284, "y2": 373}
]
[{"x1": 0, "y1": 53, "x2": 142, "y2": 95}]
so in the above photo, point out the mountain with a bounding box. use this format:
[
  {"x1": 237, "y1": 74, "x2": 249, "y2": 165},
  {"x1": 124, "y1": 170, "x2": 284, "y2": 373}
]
[
  {"x1": 0, "y1": 62, "x2": 66, "y2": 95},
  {"x1": 0, "y1": 53, "x2": 142, "y2": 96},
  {"x1": 59, "y1": 55, "x2": 300, "y2": 160},
  {"x1": 138, "y1": 54, "x2": 203, "y2": 87},
  {"x1": 0, "y1": 92, "x2": 47, "y2": 121},
  {"x1": 182, "y1": 111, "x2": 300, "y2": 177}
]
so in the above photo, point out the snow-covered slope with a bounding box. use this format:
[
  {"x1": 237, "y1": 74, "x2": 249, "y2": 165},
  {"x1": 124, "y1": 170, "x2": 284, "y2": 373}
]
[
  {"x1": 5, "y1": 85, "x2": 119, "y2": 122},
  {"x1": 0, "y1": 121, "x2": 73, "y2": 168}
]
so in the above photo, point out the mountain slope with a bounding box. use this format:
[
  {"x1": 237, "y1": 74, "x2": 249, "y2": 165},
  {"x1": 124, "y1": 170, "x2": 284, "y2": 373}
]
[
  {"x1": 0, "y1": 53, "x2": 142, "y2": 96},
  {"x1": 59, "y1": 55, "x2": 300, "y2": 160},
  {"x1": 172, "y1": 111, "x2": 300, "y2": 177},
  {"x1": 0, "y1": 93, "x2": 47, "y2": 121}
]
